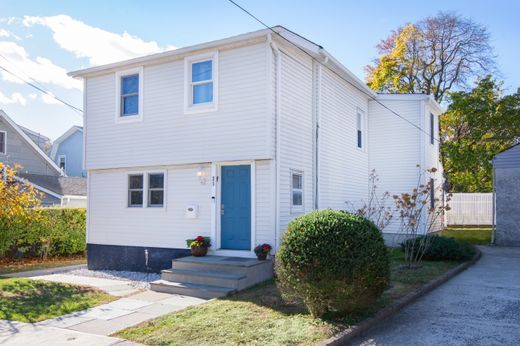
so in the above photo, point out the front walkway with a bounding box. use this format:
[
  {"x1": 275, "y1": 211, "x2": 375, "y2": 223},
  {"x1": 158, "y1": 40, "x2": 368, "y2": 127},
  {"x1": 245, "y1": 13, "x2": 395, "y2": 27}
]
[
  {"x1": 0, "y1": 266, "x2": 207, "y2": 344},
  {"x1": 354, "y1": 246, "x2": 520, "y2": 345}
]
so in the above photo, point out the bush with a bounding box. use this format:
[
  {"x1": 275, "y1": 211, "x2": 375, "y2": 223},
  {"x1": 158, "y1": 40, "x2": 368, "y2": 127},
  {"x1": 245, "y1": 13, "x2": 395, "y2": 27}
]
[
  {"x1": 401, "y1": 235, "x2": 476, "y2": 261},
  {"x1": 276, "y1": 210, "x2": 390, "y2": 318},
  {"x1": 0, "y1": 208, "x2": 86, "y2": 259}
]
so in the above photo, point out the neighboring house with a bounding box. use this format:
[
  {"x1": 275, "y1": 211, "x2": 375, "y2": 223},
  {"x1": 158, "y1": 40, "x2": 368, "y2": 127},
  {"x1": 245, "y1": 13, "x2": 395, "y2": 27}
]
[
  {"x1": 492, "y1": 143, "x2": 520, "y2": 246},
  {"x1": 50, "y1": 126, "x2": 86, "y2": 177},
  {"x1": 19, "y1": 125, "x2": 52, "y2": 152},
  {"x1": 0, "y1": 110, "x2": 87, "y2": 207},
  {"x1": 69, "y1": 26, "x2": 443, "y2": 272}
]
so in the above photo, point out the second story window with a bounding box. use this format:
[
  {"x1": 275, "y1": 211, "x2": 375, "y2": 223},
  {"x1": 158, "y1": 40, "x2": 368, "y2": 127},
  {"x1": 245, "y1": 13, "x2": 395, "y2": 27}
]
[
  {"x1": 58, "y1": 155, "x2": 66, "y2": 171},
  {"x1": 356, "y1": 109, "x2": 365, "y2": 149},
  {"x1": 430, "y1": 113, "x2": 435, "y2": 145},
  {"x1": 185, "y1": 52, "x2": 218, "y2": 113},
  {"x1": 0, "y1": 131, "x2": 5, "y2": 154},
  {"x1": 116, "y1": 67, "x2": 143, "y2": 122}
]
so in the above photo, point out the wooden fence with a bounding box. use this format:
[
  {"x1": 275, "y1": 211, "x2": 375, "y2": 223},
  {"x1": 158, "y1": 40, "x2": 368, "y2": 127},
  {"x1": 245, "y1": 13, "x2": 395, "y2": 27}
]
[{"x1": 445, "y1": 193, "x2": 493, "y2": 226}]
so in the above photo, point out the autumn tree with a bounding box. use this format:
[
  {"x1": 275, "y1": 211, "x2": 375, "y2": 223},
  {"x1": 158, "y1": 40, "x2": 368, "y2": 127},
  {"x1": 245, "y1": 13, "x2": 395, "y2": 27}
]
[
  {"x1": 441, "y1": 76, "x2": 520, "y2": 192},
  {"x1": 366, "y1": 12, "x2": 495, "y2": 102}
]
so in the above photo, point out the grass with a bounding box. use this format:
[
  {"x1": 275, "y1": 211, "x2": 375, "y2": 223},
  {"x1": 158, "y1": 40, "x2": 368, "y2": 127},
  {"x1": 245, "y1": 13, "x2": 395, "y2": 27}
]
[
  {"x1": 0, "y1": 277, "x2": 115, "y2": 322},
  {"x1": 0, "y1": 256, "x2": 86, "y2": 275},
  {"x1": 117, "y1": 250, "x2": 462, "y2": 346},
  {"x1": 440, "y1": 227, "x2": 492, "y2": 245}
]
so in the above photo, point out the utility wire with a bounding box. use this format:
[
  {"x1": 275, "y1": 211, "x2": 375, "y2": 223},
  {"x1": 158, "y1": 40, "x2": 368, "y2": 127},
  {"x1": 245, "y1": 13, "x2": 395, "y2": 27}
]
[
  {"x1": 226, "y1": 0, "x2": 443, "y2": 143},
  {"x1": 0, "y1": 57, "x2": 83, "y2": 115}
]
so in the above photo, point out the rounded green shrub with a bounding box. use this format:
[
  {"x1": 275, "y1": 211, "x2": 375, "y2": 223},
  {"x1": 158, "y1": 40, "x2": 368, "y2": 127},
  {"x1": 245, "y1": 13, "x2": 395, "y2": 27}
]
[
  {"x1": 276, "y1": 210, "x2": 390, "y2": 318},
  {"x1": 401, "y1": 235, "x2": 476, "y2": 261}
]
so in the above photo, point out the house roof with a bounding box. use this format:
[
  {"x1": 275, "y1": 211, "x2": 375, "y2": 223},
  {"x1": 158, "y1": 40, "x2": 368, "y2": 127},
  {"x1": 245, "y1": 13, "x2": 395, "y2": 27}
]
[
  {"x1": 50, "y1": 126, "x2": 83, "y2": 160},
  {"x1": 17, "y1": 173, "x2": 86, "y2": 197},
  {"x1": 68, "y1": 25, "x2": 375, "y2": 98},
  {"x1": 18, "y1": 125, "x2": 51, "y2": 151},
  {"x1": 0, "y1": 110, "x2": 62, "y2": 175}
]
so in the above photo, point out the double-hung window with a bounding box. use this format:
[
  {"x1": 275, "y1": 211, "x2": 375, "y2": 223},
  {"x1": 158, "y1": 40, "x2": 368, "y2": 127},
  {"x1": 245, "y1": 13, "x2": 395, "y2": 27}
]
[
  {"x1": 58, "y1": 155, "x2": 66, "y2": 171},
  {"x1": 430, "y1": 178, "x2": 435, "y2": 209},
  {"x1": 128, "y1": 172, "x2": 165, "y2": 208},
  {"x1": 116, "y1": 67, "x2": 143, "y2": 122},
  {"x1": 291, "y1": 171, "x2": 304, "y2": 211},
  {"x1": 430, "y1": 113, "x2": 435, "y2": 145},
  {"x1": 0, "y1": 131, "x2": 5, "y2": 154},
  {"x1": 356, "y1": 109, "x2": 365, "y2": 149},
  {"x1": 185, "y1": 52, "x2": 218, "y2": 113}
]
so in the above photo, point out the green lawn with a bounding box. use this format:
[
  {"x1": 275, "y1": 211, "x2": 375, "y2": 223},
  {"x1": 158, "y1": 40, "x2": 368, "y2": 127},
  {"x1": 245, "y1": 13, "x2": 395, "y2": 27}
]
[
  {"x1": 117, "y1": 250, "x2": 461, "y2": 346},
  {"x1": 440, "y1": 227, "x2": 492, "y2": 245},
  {"x1": 0, "y1": 278, "x2": 115, "y2": 322},
  {"x1": 0, "y1": 256, "x2": 86, "y2": 275}
]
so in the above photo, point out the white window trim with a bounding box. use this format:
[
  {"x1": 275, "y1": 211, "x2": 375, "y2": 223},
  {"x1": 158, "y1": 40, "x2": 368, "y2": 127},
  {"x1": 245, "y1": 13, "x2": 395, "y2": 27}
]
[
  {"x1": 126, "y1": 170, "x2": 167, "y2": 210},
  {"x1": 430, "y1": 112, "x2": 435, "y2": 145},
  {"x1": 115, "y1": 67, "x2": 144, "y2": 123},
  {"x1": 147, "y1": 172, "x2": 166, "y2": 208},
  {"x1": 58, "y1": 154, "x2": 66, "y2": 172},
  {"x1": 290, "y1": 170, "x2": 304, "y2": 213},
  {"x1": 184, "y1": 51, "x2": 219, "y2": 114},
  {"x1": 356, "y1": 108, "x2": 366, "y2": 151},
  {"x1": 0, "y1": 130, "x2": 6, "y2": 155}
]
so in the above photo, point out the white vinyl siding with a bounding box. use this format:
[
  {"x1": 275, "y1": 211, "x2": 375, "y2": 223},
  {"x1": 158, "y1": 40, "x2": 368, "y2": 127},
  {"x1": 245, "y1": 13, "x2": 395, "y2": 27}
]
[{"x1": 85, "y1": 43, "x2": 271, "y2": 170}]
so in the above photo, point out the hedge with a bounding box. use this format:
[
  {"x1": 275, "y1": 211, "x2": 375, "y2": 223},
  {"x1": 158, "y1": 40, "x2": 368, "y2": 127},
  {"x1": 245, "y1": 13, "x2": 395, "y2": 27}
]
[
  {"x1": 401, "y1": 235, "x2": 476, "y2": 261},
  {"x1": 0, "y1": 208, "x2": 86, "y2": 259}
]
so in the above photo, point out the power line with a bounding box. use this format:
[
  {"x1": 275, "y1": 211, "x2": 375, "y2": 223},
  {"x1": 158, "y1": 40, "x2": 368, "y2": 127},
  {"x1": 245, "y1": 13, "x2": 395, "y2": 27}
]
[
  {"x1": 0, "y1": 57, "x2": 83, "y2": 115},
  {"x1": 226, "y1": 0, "x2": 442, "y2": 143}
]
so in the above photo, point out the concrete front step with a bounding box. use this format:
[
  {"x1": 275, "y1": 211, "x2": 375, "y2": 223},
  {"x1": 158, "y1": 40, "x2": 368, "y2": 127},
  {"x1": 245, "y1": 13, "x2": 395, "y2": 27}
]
[
  {"x1": 150, "y1": 280, "x2": 235, "y2": 299},
  {"x1": 161, "y1": 268, "x2": 246, "y2": 289},
  {"x1": 171, "y1": 255, "x2": 269, "y2": 274}
]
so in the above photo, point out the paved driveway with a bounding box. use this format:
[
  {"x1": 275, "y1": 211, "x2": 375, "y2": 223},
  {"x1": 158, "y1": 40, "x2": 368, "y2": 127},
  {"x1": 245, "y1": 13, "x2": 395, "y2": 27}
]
[{"x1": 353, "y1": 246, "x2": 520, "y2": 346}]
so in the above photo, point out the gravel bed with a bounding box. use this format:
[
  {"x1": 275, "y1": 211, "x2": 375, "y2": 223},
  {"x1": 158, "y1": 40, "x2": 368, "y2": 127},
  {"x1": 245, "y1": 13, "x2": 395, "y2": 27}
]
[{"x1": 65, "y1": 268, "x2": 160, "y2": 290}]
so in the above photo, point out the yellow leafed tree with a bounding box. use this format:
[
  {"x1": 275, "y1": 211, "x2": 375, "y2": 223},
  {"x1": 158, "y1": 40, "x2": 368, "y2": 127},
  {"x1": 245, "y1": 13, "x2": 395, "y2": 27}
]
[{"x1": 0, "y1": 162, "x2": 43, "y2": 219}]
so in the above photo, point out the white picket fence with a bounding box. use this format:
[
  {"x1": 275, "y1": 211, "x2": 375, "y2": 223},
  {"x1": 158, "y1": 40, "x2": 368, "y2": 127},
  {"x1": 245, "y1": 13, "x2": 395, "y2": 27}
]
[{"x1": 446, "y1": 193, "x2": 493, "y2": 226}]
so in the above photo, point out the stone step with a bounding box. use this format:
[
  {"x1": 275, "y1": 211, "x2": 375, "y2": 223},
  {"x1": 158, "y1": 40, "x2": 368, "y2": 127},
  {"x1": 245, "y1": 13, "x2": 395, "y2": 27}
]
[
  {"x1": 161, "y1": 269, "x2": 246, "y2": 289},
  {"x1": 172, "y1": 255, "x2": 270, "y2": 274},
  {"x1": 150, "y1": 279, "x2": 235, "y2": 299}
]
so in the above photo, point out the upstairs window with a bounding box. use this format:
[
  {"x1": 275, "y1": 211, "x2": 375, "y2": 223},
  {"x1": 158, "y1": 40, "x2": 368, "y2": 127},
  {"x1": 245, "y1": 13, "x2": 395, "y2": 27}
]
[
  {"x1": 291, "y1": 171, "x2": 304, "y2": 211},
  {"x1": 116, "y1": 67, "x2": 143, "y2": 122},
  {"x1": 185, "y1": 52, "x2": 218, "y2": 113},
  {"x1": 0, "y1": 131, "x2": 5, "y2": 154},
  {"x1": 58, "y1": 155, "x2": 66, "y2": 171},
  {"x1": 148, "y1": 173, "x2": 164, "y2": 207},
  {"x1": 356, "y1": 109, "x2": 365, "y2": 149},
  {"x1": 430, "y1": 113, "x2": 435, "y2": 145},
  {"x1": 128, "y1": 174, "x2": 144, "y2": 207}
]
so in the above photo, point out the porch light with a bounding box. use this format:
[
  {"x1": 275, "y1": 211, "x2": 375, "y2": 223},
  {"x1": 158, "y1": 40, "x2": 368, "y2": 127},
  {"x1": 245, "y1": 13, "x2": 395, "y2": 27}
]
[{"x1": 197, "y1": 166, "x2": 208, "y2": 185}]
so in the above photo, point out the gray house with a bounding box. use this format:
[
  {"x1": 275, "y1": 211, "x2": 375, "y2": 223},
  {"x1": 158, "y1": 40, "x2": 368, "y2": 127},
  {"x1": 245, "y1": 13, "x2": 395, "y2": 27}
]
[
  {"x1": 493, "y1": 143, "x2": 520, "y2": 246},
  {"x1": 0, "y1": 109, "x2": 86, "y2": 207}
]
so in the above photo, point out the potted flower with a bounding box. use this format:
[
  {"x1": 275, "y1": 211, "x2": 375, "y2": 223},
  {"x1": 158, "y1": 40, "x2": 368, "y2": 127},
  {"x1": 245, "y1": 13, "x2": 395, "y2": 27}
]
[
  {"x1": 186, "y1": 236, "x2": 211, "y2": 257},
  {"x1": 254, "y1": 243, "x2": 272, "y2": 260}
]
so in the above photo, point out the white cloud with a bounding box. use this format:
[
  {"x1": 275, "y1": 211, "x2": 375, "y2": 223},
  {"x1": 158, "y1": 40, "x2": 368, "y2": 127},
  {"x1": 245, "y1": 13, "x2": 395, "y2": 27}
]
[
  {"x1": 0, "y1": 41, "x2": 82, "y2": 90},
  {"x1": 41, "y1": 92, "x2": 62, "y2": 105},
  {"x1": 0, "y1": 29, "x2": 10, "y2": 37},
  {"x1": 0, "y1": 91, "x2": 26, "y2": 105},
  {"x1": 28, "y1": 93, "x2": 37, "y2": 99},
  {"x1": 23, "y1": 15, "x2": 174, "y2": 66}
]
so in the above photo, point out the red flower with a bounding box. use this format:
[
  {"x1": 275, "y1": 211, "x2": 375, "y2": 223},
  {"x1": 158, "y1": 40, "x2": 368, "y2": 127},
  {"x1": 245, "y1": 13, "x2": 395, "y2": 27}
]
[{"x1": 196, "y1": 236, "x2": 204, "y2": 242}]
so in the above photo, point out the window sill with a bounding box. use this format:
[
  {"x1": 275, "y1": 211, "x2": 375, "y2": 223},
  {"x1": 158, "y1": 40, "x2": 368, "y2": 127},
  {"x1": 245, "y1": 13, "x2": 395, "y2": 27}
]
[
  {"x1": 116, "y1": 114, "x2": 143, "y2": 124},
  {"x1": 184, "y1": 104, "x2": 218, "y2": 115}
]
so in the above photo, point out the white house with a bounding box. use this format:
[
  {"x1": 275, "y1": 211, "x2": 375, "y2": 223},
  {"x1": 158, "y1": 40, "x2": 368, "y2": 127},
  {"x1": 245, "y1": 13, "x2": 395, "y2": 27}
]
[{"x1": 70, "y1": 26, "x2": 443, "y2": 273}]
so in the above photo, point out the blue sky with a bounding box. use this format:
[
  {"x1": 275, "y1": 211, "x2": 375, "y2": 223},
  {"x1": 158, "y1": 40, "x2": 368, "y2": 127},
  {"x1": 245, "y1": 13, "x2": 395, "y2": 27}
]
[{"x1": 0, "y1": 0, "x2": 518, "y2": 139}]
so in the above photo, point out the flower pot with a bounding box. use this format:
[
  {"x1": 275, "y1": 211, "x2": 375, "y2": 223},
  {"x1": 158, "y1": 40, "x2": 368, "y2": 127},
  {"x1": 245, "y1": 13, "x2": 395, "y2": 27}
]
[
  {"x1": 256, "y1": 253, "x2": 267, "y2": 261},
  {"x1": 191, "y1": 245, "x2": 208, "y2": 257}
]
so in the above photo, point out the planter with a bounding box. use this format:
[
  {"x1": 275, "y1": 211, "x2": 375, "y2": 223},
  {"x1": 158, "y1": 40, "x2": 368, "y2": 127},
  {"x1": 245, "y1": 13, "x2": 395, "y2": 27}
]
[
  {"x1": 256, "y1": 253, "x2": 267, "y2": 261},
  {"x1": 191, "y1": 246, "x2": 208, "y2": 257}
]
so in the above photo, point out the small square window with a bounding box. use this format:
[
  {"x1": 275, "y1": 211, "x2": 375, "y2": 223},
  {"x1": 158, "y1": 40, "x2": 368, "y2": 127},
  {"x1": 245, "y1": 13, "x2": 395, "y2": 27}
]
[
  {"x1": 291, "y1": 171, "x2": 303, "y2": 210},
  {"x1": 128, "y1": 174, "x2": 144, "y2": 207},
  {"x1": 148, "y1": 173, "x2": 164, "y2": 207}
]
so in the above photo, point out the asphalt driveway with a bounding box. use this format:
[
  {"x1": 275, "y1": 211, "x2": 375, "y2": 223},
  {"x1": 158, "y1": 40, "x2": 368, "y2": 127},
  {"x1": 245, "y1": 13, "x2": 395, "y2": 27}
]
[{"x1": 353, "y1": 246, "x2": 520, "y2": 346}]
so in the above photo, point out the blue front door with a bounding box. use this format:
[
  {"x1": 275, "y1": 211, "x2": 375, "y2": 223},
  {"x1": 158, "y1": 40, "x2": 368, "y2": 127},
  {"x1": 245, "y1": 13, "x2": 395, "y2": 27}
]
[{"x1": 220, "y1": 165, "x2": 251, "y2": 250}]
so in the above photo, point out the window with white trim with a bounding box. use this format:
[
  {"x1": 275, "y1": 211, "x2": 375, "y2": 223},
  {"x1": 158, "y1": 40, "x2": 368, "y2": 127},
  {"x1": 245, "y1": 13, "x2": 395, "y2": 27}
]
[
  {"x1": 116, "y1": 67, "x2": 143, "y2": 121},
  {"x1": 0, "y1": 131, "x2": 5, "y2": 154},
  {"x1": 58, "y1": 155, "x2": 66, "y2": 171},
  {"x1": 430, "y1": 113, "x2": 435, "y2": 145},
  {"x1": 291, "y1": 171, "x2": 303, "y2": 210},
  {"x1": 356, "y1": 109, "x2": 365, "y2": 149},
  {"x1": 185, "y1": 52, "x2": 218, "y2": 113},
  {"x1": 128, "y1": 174, "x2": 144, "y2": 207},
  {"x1": 148, "y1": 173, "x2": 164, "y2": 207}
]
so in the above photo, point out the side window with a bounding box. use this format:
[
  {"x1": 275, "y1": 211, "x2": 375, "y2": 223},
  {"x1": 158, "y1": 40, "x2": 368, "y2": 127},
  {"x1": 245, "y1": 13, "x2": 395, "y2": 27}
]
[
  {"x1": 116, "y1": 67, "x2": 143, "y2": 121},
  {"x1": 185, "y1": 52, "x2": 218, "y2": 113},
  {"x1": 148, "y1": 173, "x2": 164, "y2": 207},
  {"x1": 430, "y1": 113, "x2": 435, "y2": 145},
  {"x1": 0, "y1": 131, "x2": 5, "y2": 154},
  {"x1": 128, "y1": 174, "x2": 144, "y2": 207},
  {"x1": 291, "y1": 171, "x2": 303, "y2": 211},
  {"x1": 430, "y1": 178, "x2": 435, "y2": 209},
  {"x1": 356, "y1": 109, "x2": 365, "y2": 149},
  {"x1": 58, "y1": 155, "x2": 66, "y2": 171}
]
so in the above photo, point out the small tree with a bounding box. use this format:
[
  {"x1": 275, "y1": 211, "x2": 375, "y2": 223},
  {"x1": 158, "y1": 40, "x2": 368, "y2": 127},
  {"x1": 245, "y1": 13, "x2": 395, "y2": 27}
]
[
  {"x1": 346, "y1": 170, "x2": 393, "y2": 231},
  {"x1": 393, "y1": 167, "x2": 451, "y2": 267},
  {"x1": 0, "y1": 163, "x2": 43, "y2": 256}
]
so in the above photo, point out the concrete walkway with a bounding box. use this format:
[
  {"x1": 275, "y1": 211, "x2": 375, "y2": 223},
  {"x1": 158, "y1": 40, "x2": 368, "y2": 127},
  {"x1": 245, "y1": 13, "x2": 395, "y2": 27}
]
[
  {"x1": 1, "y1": 267, "x2": 207, "y2": 344},
  {"x1": 353, "y1": 246, "x2": 520, "y2": 346}
]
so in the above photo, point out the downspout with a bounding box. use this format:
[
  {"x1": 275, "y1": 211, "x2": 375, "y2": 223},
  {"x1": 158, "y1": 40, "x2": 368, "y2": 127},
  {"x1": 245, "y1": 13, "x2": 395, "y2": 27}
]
[
  {"x1": 269, "y1": 34, "x2": 281, "y2": 250},
  {"x1": 313, "y1": 50, "x2": 327, "y2": 210},
  {"x1": 491, "y1": 158, "x2": 496, "y2": 244}
]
